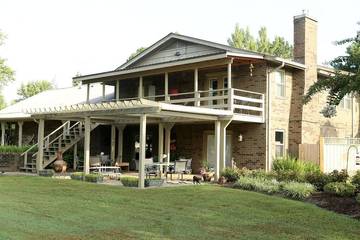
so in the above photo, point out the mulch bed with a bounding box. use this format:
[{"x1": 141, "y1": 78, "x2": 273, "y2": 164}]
[{"x1": 307, "y1": 192, "x2": 360, "y2": 219}]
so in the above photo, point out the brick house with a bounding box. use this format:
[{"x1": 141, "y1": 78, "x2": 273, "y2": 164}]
[{"x1": 0, "y1": 13, "x2": 358, "y2": 187}]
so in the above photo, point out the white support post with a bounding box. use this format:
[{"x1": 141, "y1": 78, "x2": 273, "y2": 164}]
[
  {"x1": 84, "y1": 117, "x2": 91, "y2": 174},
  {"x1": 116, "y1": 125, "x2": 125, "y2": 163},
  {"x1": 194, "y1": 68, "x2": 200, "y2": 107},
  {"x1": 18, "y1": 121, "x2": 23, "y2": 146},
  {"x1": 220, "y1": 120, "x2": 232, "y2": 171},
  {"x1": 214, "y1": 120, "x2": 221, "y2": 181},
  {"x1": 86, "y1": 84, "x2": 90, "y2": 103},
  {"x1": 158, "y1": 123, "x2": 164, "y2": 163},
  {"x1": 1, "y1": 122, "x2": 5, "y2": 146},
  {"x1": 102, "y1": 83, "x2": 106, "y2": 101},
  {"x1": 227, "y1": 61, "x2": 233, "y2": 111},
  {"x1": 116, "y1": 80, "x2": 120, "y2": 100},
  {"x1": 110, "y1": 125, "x2": 116, "y2": 162},
  {"x1": 227, "y1": 61, "x2": 232, "y2": 89},
  {"x1": 138, "y1": 76, "x2": 143, "y2": 98},
  {"x1": 164, "y1": 123, "x2": 174, "y2": 165},
  {"x1": 36, "y1": 119, "x2": 45, "y2": 171},
  {"x1": 73, "y1": 143, "x2": 78, "y2": 170},
  {"x1": 164, "y1": 72, "x2": 169, "y2": 102},
  {"x1": 138, "y1": 114, "x2": 147, "y2": 189}
]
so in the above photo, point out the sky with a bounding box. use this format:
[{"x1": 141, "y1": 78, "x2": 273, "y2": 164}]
[{"x1": 0, "y1": 0, "x2": 359, "y2": 103}]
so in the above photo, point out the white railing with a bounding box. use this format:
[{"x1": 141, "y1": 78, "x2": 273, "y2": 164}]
[{"x1": 140, "y1": 88, "x2": 265, "y2": 119}]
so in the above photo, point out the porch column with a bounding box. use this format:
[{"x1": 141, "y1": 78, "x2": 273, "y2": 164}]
[
  {"x1": 194, "y1": 68, "x2": 200, "y2": 107},
  {"x1": 116, "y1": 125, "x2": 125, "y2": 163},
  {"x1": 164, "y1": 72, "x2": 169, "y2": 102},
  {"x1": 36, "y1": 119, "x2": 45, "y2": 171},
  {"x1": 73, "y1": 143, "x2": 78, "y2": 170},
  {"x1": 110, "y1": 125, "x2": 116, "y2": 162},
  {"x1": 18, "y1": 121, "x2": 23, "y2": 146},
  {"x1": 158, "y1": 123, "x2": 164, "y2": 162},
  {"x1": 84, "y1": 117, "x2": 91, "y2": 174},
  {"x1": 164, "y1": 123, "x2": 174, "y2": 165},
  {"x1": 1, "y1": 122, "x2": 5, "y2": 146},
  {"x1": 138, "y1": 114, "x2": 147, "y2": 189},
  {"x1": 214, "y1": 120, "x2": 221, "y2": 181},
  {"x1": 102, "y1": 83, "x2": 106, "y2": 101},
  {"x1": 220, "y1": 120, "x2": 232, "y2": 171},
  {"x1": 116, "y1": 80, "x2": 120, "y2": 100},
  {"x1": 86, "y1": 83, "x2": 90, "y2": 103},
  {"x1": 227, "y1": 61, "x2": 232, "y2": 89},
  {"x1": 138, "y1": 76, "x2": 143, "y2": 98}
]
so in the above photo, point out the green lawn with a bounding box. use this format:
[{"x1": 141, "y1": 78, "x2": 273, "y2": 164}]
[{"x1": 0, "y1": 176, "x2": 359, "y2": 240}]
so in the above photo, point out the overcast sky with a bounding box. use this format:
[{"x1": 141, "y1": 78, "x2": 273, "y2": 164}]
[{"x1": 0, "y1": 0, "x2": 359, "y2": 103}]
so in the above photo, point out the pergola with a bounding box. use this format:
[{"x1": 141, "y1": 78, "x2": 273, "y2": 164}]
[{"x1": 29, "y1": 99, "x2": 233, "y2": 188}]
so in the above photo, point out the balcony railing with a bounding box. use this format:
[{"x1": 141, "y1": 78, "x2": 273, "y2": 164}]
[{"x1": 140, "y1": 88, "x2": 265, "y2": 121}]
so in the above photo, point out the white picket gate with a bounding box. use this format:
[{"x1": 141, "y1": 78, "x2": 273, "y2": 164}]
[{"x1": 321, "y1": 137, "x2": 360, "y2": 174}]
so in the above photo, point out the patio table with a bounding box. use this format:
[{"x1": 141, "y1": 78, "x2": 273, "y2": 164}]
[{"x1": 150, "y1": 162, "x2": 174, "y2": 177}]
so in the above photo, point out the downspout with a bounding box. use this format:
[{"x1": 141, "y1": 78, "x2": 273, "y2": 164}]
[{"x1": 266, "y1": 61, "x2": 285, "y2": 172}]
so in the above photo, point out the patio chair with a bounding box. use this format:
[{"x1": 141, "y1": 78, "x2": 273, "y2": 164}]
[
  {"x1": 166, "y1": 160, "x2": 187, "y2": 180},
  {"x1": 145, "y1": 164, "x2": 160, "y2": 178},
  {"x1": 180, "y1": 158, "x2": 192, "y2": 174}
]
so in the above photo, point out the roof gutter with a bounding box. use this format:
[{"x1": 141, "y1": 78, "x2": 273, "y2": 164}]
[{"x1": 266, "y1": 61, "x2": 285, "y2": 172}]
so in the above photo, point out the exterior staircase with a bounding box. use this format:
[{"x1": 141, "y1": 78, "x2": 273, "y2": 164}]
[{"x1": 20, "y1": 121, "x2": 98, "y2": 173}]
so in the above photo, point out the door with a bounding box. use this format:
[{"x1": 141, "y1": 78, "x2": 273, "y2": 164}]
[
  {"x1": 206, "y1": 134, "x2": 232, "y2": 169},
  {"x1": 209, "y1": 79, "x2": 218, "y2": 106}
]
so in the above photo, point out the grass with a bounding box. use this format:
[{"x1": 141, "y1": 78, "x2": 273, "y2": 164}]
[{"x1": 0, "y1": 176, "x2": 359, "y2": 240}]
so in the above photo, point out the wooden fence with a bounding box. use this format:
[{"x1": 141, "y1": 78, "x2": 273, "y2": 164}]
[{"x1": 299, "y1": 144, "x2": 320, "y2": 165}]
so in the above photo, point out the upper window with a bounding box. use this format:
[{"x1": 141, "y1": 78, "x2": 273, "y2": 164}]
[
  {"x1": 275, "y1": 71, "x2": 285, "y2": 97},
  {"x1": 339, "y1": 94, "x2": 352, "y2": 110}
]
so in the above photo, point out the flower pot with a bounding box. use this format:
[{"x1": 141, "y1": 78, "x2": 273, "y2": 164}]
[{"x1": 53, "y1": 160, "x2": 67, "y2": 173}]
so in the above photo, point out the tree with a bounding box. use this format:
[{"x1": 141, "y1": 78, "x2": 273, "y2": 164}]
[
  {"x1": 0, "y1": 30, "x2": 15, "y2": 109},
  {"x1": 127, "y1": 47, "x2": 146, "y2": 62},
  {"x1": 303, "y1": 24, "x2": 360, "y2": 117},
  {"x1": 17, "y1": 80, "x2": 54, "y2": 100},
  {"x1": 228, "y1": 25, "x2": 293, "y2": 59}
]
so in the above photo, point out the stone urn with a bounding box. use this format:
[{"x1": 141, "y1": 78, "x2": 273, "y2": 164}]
[{"x1": 53, "y1": 150, "x2": 67, "y2": 173}]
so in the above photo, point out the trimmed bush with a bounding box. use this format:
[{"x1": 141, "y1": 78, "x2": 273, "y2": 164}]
[
  {"x1": 145, "y1": 178, "x2": 164, "y2": 187},
  {"x1": 328, "y1": 170, "x2": 348, "y2": 183},
  {"x1": 281, "y1": 182, "x2": 315, "y2": 200},
  {"x1": 84, "y1": 174, "x2": 104, "y2": 183},
  {"x1": 70, "y1": 172, "x2": 84, "y2": 181},
  {"x1": 38, "y1": 169, "x2": 55, "y2": 177},
  {"x1": 351, "y1": 170, "x2": 360, "y2": 191},
  {"x1": 324, "y1": 182, "x2": 356, "y2": 197},
  {"x1": 0, "y1": 145, "x2": 35, "y2": 153},
  {"x1": 220, "y1": 168, "x2": 240, "y2": 182},
  {"x1": 121, "y1": 177, "x2": 139, "y2": 187},
  {"x1": 305, "y1": 171, "x2": 330, "y2": 191}
]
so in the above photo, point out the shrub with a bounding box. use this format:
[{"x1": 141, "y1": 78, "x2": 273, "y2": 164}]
[
  {"x1": 0, "y1": 145, "x2": 35, "y2": 153},
  {"x1": 38, "y1": 169, "x2": 55, "y2": 177},
  {"x1": 324, "y1": 182, "x2": 356, "y2": 197},
  {"x1": 281, "y1": 182, "x2": 315, "y2": 200},
  {"x1": 84, "y1": 174, "x2": 104, "y2": 183},
  {"x1": 121, "y1": 177, "x2": 139, "y2": 187},
  {"x1": 305, "y1": 171, "x2": 330, "y2": 191},
  {"x1": 220, "y1": 168, "x2": 240, "y2": 182},
  {"x1": 273, "y1": 156, "x2": 320, "y2": 176},
  {"x1": 351, "y1": 170, "x2": 360, "y2": 191},
  {"x1": 233, "y1": 177, "x2": 281, "y2": 194},
  {"x1": 328, "y1": 170, "x2": 348, "y2": 183},
  {"x1": 356, "y1": 193, "x2": 360, "y2": 204},
  {"x1": 275, "y1": 170, "x2": 305, "y2": 183},
  {"x1": 70, "y1": 172, "x2": 84, "y2": 181},
  {"x1": 145, "y1": 178, "x2": 164, "y2": 187}
]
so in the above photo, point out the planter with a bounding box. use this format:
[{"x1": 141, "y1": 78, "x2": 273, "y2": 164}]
[
  {"x1": 202, "y1": 173, "x2": 212, "y2": 182},
  {"x1": 53, "y1": 151, "x2": 67, "y2": 173},
  {"x1": 84, "y1": 174, "x2": 104, "y2": 183},
  {"x1": 145, "y1": 178, "x2": 165, "y2": 187}
]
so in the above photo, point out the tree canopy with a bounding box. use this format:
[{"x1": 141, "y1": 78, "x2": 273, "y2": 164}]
[
  {"x1": 228, "y1": 24, "x2": 293, "y2": 59},
  {"x1": 0, "y1": 30, "x2": 15, "y2": 109},
  {"x1": 303, "y1": 24, "x2": 360, "y2": 117},
  {"x1": 127, "y1": 47, "x2": 146, "y2": 62},
  {"x1": 17, "y1": 80, "x2": 54, "y2": 100}
]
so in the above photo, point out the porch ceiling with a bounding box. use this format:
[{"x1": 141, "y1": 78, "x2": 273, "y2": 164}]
[{"x1": 28, "y1": 99, "x2": 233, "y2": 123}]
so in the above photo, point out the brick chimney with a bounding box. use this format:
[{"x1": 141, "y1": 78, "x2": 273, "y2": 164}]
[{"x1": 289, "y1": 13, "x2": 319, "y2": 156}]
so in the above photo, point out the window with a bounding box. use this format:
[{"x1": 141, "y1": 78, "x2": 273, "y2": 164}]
[
  {"x1": 275, "y1": 130, "x2": 285, "y2": 157},
  {"x1": 339, "y1": 94, "x2": 352, "y2": 110},
  {"x1": 275, "y1": 71, "x2": 285, "y2": 97}
]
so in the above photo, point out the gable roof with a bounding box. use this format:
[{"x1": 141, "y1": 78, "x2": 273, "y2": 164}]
[
  {"x1": 0, "y1": 84, "x2": 114, "y2": 120},
  {"x1": 74, "y1": 33, "x2": 305, "y2": 83}
]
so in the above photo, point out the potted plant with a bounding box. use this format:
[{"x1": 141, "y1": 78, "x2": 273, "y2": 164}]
[
  {"x1": 53, "y1": 150, "x2": 67, "y2": 173},
  {"x1": 199, "y1": 161, "x2": 214, "y2": 182}
]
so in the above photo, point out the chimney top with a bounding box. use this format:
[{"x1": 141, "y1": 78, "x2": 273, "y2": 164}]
[{"x1": 294, "y1": 10, "x2": 317, "y2": 22}]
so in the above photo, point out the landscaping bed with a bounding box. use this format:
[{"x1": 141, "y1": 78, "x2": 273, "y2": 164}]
[{"x1": 308, "y1": 192, "x2": 360, "y2": 219}]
